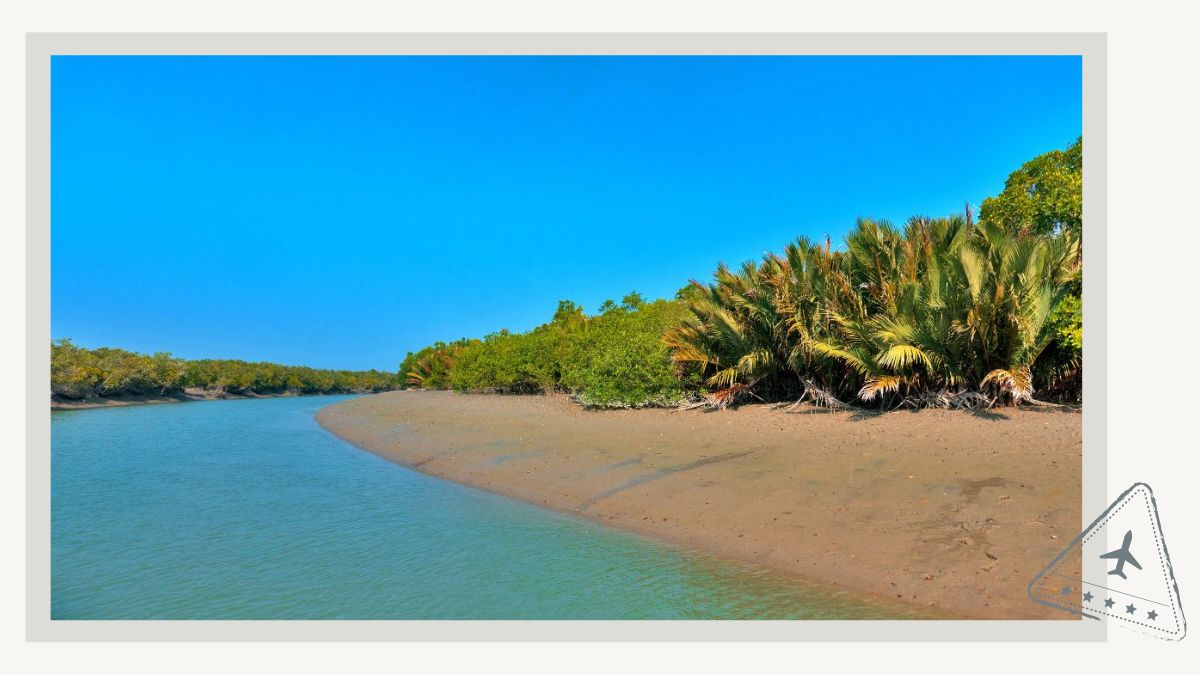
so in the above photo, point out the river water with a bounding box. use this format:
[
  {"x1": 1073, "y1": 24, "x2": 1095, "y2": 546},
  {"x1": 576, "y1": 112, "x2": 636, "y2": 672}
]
[{"x1": 51, "y1": 395, "x2": 917, "y2": 619}]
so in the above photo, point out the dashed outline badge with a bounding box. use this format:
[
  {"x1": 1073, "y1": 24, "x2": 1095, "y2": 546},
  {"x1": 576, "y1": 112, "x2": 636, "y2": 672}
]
[{"x1": 1029, "y1": 483, "x2": 1186, "y2": 640}]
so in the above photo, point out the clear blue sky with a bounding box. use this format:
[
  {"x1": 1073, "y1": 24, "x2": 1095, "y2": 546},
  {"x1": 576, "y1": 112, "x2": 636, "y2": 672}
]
[{"x1": 51, "y1": 56, "x2": 1081, "y2": 371}]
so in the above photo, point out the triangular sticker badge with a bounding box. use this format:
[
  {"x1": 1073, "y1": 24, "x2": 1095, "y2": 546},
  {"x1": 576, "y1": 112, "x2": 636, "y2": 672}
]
[{"x1": 1029, "y1": 483, "x2": 1186, "y2": 640}]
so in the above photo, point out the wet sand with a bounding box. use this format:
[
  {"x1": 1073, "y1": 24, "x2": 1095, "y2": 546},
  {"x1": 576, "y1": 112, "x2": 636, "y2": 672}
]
[{"x1": 316, "y1": 390, "x2": 1082, "y2": 619}]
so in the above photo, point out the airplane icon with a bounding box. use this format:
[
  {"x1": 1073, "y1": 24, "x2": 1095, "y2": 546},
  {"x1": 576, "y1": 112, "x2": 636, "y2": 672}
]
[{"x1": 1100, "y1": 529, "x2": 1143, "y2": 580}]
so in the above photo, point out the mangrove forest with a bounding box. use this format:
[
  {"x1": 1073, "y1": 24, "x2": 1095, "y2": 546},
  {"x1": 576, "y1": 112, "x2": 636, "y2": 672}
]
[
  {"x1": 52, "y1": 140, "x2": 1083, "y2": 411},
  {"x1": 51, "y1": 339, "x2": 403, "y2": 402},
  {"x1": 399, "y1": 139, "x2": 1083, "y2": 409}
]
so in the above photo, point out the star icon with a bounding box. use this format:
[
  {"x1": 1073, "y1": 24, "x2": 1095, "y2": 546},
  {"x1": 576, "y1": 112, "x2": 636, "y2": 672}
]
[
  {"x1": 1147, "y1": 610, "x2": 1158, "y2": 621},
  {"x1": 1104, "y1": 597, "x2": 1115, "y2": 608},
  {"x1": 1082, "y1": 591, "x2": 1094, "y2": 603},
  {"x1": 1060, "y1": 585, "x2": 1071, "y2": 595},
  {"x1": 1126, "y1": 603, "x2": 1137, "y2": 615}
]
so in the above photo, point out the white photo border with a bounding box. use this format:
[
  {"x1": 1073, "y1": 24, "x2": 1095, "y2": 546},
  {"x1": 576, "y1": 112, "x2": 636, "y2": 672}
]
[{"x1": 26, "y1": 32, "x2": 1106, "y2": 642}]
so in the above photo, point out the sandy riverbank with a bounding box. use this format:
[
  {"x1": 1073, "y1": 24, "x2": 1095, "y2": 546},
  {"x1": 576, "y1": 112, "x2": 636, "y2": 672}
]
[{"x1": 316, "y1": 390, "x2": 1081, "y2": 619}]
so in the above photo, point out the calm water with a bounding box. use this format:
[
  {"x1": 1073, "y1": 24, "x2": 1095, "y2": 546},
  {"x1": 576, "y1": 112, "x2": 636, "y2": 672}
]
[{"x1": 52, "y1": 396, "x2": 916, "y2": 619}]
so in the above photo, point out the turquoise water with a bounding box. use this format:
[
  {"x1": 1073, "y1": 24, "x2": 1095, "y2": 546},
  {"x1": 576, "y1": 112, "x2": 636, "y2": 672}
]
[{"x1": 51, "y1": 396, "x2": 914, "y2": 619}]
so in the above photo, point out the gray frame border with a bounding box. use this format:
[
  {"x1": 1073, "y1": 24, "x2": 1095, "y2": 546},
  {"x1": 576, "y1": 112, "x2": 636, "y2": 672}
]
[{"x1": 27, "y1": 32, "x2": 1107, "y2": 642}]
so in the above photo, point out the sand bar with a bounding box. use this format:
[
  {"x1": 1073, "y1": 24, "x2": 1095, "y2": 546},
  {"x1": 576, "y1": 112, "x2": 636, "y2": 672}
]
[{"x1": 316, "y1": 390, "x2": 1081, "y2": 618}]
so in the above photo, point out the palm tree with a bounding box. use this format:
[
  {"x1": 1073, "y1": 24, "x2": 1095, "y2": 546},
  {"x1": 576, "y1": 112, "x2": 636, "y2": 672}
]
[
  {"x1": 664, "y1": 261, "x2": 789, "y2": 406},
  {"x1": 666, "y1": 213, "x2": 1079, "y2": 408}
]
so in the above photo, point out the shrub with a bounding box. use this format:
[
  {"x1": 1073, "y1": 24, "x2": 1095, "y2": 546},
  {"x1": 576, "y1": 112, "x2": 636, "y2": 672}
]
[{"x1": 406, "y1": 296, "x2": 692, "y2": 408}]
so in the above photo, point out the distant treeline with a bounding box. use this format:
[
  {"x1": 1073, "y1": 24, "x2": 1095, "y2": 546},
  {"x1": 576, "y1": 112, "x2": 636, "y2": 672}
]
[
  {"x1": 400, "y1": 138, "x2": 1083, "y2": 409},
  {"x1": 51, "y1": 339, "x2": 402, "y2": 401}
]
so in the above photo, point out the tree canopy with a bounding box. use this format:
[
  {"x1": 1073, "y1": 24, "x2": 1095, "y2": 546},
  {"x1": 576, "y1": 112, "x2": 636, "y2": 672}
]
[{"x1": 979, "y1": 137, "x2": 1082, "y2": 237}]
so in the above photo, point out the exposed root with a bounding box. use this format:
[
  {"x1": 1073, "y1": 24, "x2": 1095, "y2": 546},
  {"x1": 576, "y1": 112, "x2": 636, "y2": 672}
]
[
  {"x1": 784, "y1": 378, "x2": 850, "y2": 411},
  {"x1": 676, "y1": 382, "x2": 761, "y2": 411},
  {"x1": 1023, "y1": 398, "x2": 1076, "y2": 409},
  {"x1": 981, "y1": 367, "x2": 1035, "y2": 406},
  {"x1": 680, "y1": 383, "x2": 1061, "y2": 413},
  {"x1": 899, "y1": 389, "x2": 996, "y2": 410}
]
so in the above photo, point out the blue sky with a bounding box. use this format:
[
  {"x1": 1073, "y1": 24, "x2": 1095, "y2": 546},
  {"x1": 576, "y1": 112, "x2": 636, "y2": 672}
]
[{"x1": 51, "y1": 56, "x2": 1081, "y2": 371}]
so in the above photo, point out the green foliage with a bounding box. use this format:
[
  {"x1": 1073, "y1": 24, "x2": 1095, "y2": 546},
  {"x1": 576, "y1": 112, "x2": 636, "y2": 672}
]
[
  {"x1": 559, "y1": 300, "x2": 693, "y2": 407},
  {"x1": 403, "y1": 297, "x2": 691, "y2": 408},
  {"x1": 1047, "y1": 290, "x2": 1082, "y2": 353},
  {"x1": 51, "y1": 339, "x2": 401, "y2": 400},
  {"x1": 663, "y1": 139, "x2": 1085, "y2": 408},
  {"x1": 51, "y1": 339, "x2": 104, "y2": 399},
  {"x1": 978, "y1": 138, "x2": 1083, "y2": 401},
  {"x1": 399, "y1": 340, "x2": 471, "y2": 389},
  {"x1": 666, "y1": 215, "x2": 1081, "y2": 407},
  {"x1": 1031, "y1": 276, "x2": 1082, "y2": 401},
  {"x1": 449, "y1": 329, "x2": 560, "y2": 394},
  {"x1": 551, "y1": 300, "x2": 586, "y2": 327},
  {"x1": 980, "y1": 138, "x2": 1082, "y2": 237},
  {"x1": 620, "y1": 291, "x2": 645, "y2": 310}
]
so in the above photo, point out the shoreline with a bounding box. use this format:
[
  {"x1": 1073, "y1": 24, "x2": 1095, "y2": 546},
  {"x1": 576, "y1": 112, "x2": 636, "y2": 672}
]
[
  {"x1": 51, "y1": 390, "x2": 366, "y2": 411},
  {"x1": 315, "y1": 390, "x2": 1082, "y2": 619}
]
